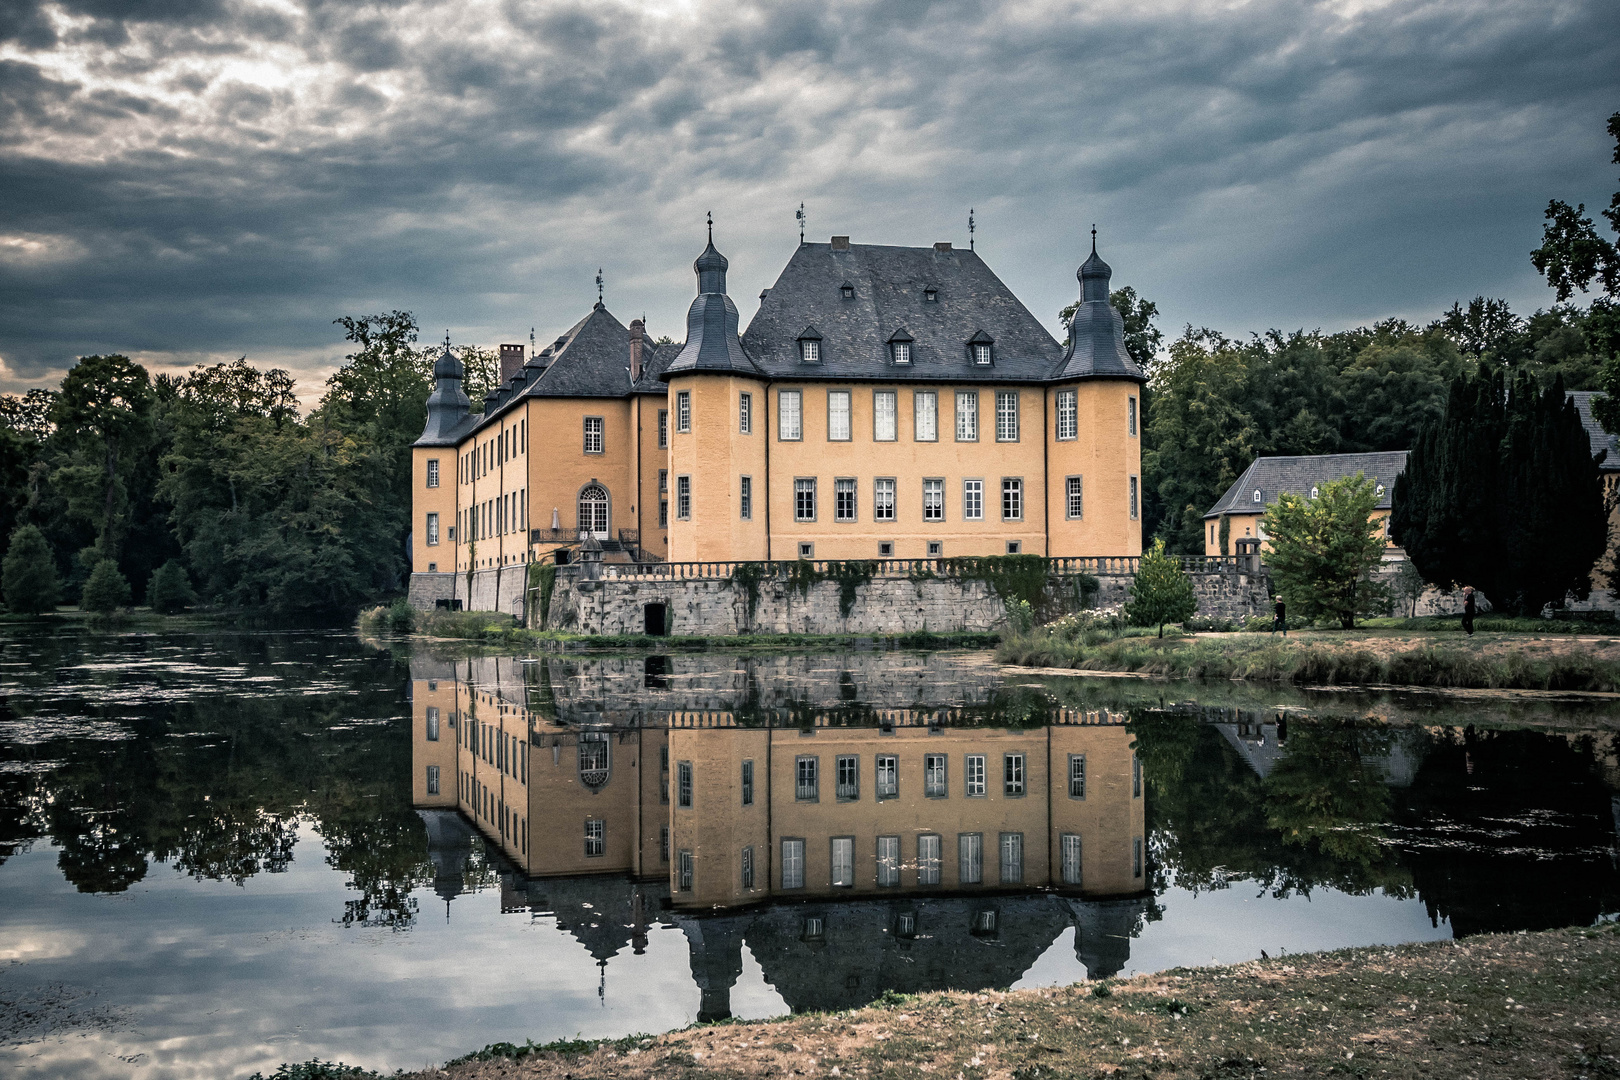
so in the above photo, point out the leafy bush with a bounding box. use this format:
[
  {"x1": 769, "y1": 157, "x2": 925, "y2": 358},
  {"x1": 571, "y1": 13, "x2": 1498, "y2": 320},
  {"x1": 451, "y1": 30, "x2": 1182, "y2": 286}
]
[
  {"x1": 247, "y1": 1061, "x2": 379, "y2": 1080},
  {"x1": 386, "y1": 598, "x2": 414, "y2": 633},
  {"x1": 1, "y1": 524, "x2": 60, "y2": 614},
  {"x1": 146, "y1": 559, "x2": 196, "y2": 614},
  {"x1": 80, "y1": 558, "x2": 131, "y2": 613}
]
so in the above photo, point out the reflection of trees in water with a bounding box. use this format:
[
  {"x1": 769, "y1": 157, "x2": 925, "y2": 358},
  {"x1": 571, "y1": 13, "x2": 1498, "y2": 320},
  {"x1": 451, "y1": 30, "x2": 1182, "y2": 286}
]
[
  {"x1": 0, "y1": 635, "x2": 431, "y2": 930},
  {"x1": 1262, "y1": 721, "x2": 1395, "y2": 874}
]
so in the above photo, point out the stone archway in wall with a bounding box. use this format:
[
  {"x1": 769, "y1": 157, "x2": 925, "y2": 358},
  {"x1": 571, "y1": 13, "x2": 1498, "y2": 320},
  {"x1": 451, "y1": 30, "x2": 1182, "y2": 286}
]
[{"x1": 578, "y1": 482, "x2": 610, "y2": 539}]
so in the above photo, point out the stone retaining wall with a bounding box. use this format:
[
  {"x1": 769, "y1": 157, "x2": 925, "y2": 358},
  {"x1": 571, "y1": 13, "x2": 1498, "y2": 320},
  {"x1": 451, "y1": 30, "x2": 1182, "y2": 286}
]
[{"x1": 406, "y1": 566, "x2": 527, "y2": 617}]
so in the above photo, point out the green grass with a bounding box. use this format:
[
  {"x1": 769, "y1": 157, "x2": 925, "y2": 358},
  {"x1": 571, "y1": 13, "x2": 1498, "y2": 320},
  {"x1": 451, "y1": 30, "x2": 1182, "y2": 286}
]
[{"x1": 998, "y1": 630, "x2": 1620, "y2": 691}]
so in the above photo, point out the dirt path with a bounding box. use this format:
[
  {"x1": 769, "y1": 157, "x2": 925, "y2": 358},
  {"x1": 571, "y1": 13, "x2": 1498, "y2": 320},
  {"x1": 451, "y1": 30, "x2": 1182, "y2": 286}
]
[{"x1": 407, "y1": 924, "x2": 1620, "y2": 1080}]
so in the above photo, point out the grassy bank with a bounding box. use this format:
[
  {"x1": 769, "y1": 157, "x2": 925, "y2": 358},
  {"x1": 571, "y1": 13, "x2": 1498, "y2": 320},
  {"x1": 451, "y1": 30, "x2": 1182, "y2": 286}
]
[
  {"x1": 258, "y1": 923, "x2": 1620, "y2": 1080},
  {"x1": 359, "y1": 604, "x2": 1000, "y2": 652},
  {"x1": 998, "y1": 630, "x2": 1620, "y2": 692}
]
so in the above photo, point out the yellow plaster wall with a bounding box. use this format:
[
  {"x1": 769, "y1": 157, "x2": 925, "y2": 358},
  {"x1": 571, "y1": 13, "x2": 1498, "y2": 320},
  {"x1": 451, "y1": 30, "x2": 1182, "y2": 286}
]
[
  {"x1": 1047, "y1": 725, "x2": 1144, "y2": 895},
  {"x1": 454, "y1": 686, "x2": 532, "y2": 867},
  {"x1": 1201, "y1": 508, "x2": 1395, "y2": 556},
  {"x1": 633, "y1": 396, "x2": 670, "y2": 561},
  {"x1": 411, "y1": 447, "x2": 458, "y2": 575},
  {"x1": 523, "y1": 729, "x2": 642, "y2": 878},
  {"x1": 766, "y1": 384, "x2": 1048, "y2": 560},
  {"x1": 410, "y1": 678, "x2": 460, "y2": 808},
  {"x1": 666, "y1": 374, "x2": 769, "y2": 563},
  {"x1": 666, "y1": 727, "x2": 772, "y2": 906},
  {"x1": 1046, "y1": 381, "x2": 1143, "y2": 559}
]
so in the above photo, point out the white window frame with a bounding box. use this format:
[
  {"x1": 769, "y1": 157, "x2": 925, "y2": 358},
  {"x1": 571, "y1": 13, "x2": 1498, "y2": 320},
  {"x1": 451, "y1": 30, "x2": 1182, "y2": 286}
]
[
  {"x1": 973, "y1": 343, "x2": 992, "y2": 365},
  {"x1": 1003, "y1": 753, "x2": 1025, "y2": 797},
  {"x1": 675, "y1": 391, "x2": 691, "y2": 433},
  {"x1": 1001, "y1": 477, "x2": 1023, "y2": 522},
  {"x1": 873, "y1": 390, "x2": 897, "y2": 441},
  {"x1": 892, "y1": 341, "x2": 912, "y2": 365},
  {"x1": 913, "y1": 390, "x2": 938, "y2": 441},
  {"x1": 876, "y1": 835, "x2": 901, "y2": 887},
  {"x1": 426, "y1": 512, "x2": 440, "y2": 545},
  {"x1": 1128, "y1": 395, "x2": 1138, "y2": 436},
  {"x1": 963, "y1": 478, "x2": 983, "y2": 522},
  {"x1": 1066, "y1": 475, "x2": 1083, "y2": 520},
  {"x1": 779, "y1": 389, "x2": 803, "y2": 441},
  {"x1": 873, "y1": 477, "x2": 896, "y2": 522},
  {"x1": 827, "y1": 389, "x2": 851, "y2": 441},
  {"x1": 959, "y1": 832, "x2": 983, "y2": 884},
  {"x1": 917, "y1": 833, "x2": 942, "y2": 885},
  {"x1": 794, "y1": 477, "x2": 817, "y2": 522},
  {"x1": 800, "y1": 339, "x2": 820, "y2": 364},
  {"x1": 1130, "y1": 475, "x2": 1140, "y2": 520},
  {"x1": 585, "y1": 819, "x2": 605, "y2": 858},
  {"x1": 658, "y1": 409, "x2": 668, "y2": 448},
  {"x1": 1061, "y1": 833, "x2": 1083, "y2": 885},
  {"x1": 834, "y1": 477, "x2": 857, "y2": 522},
  {"x1": 782, "y1": 839, "x2": 806, "y2": 889},
  {"x1": 1068, "y1": 754, "x2": 1087, "y2": 799},
  {"x1": 1056, "y1": 389, "x2": 1077, "y2": 440},
  {"x1": 831, "y1": 836, "x2": 855, "y2": 888},
  {"x1": 995, "y1": 391, "x2": 1019, "y2": 442},
  {"x1": 923, "y1": 478, "x2": 944, "y2": 522},
  {"x1": 835, "y1": 754, "x2": 859, "y2": 800},
  {"x1": 426, "y1": 459, "x2": 440, "y2": 488},
  {"x1": 924, "y1": 753, "x2": 947, "y2": 798},
  {"x1": 583, "y1": 415, "x2": 604, "y2": 454},
  {"x1": 999, "y1": 832, "x2": 1023, "y2": 884},
  {"x1": 876, "y1": 754, "x2": 898, "y2": 799},
  {"x1": 965, "y1": 754, "x2": 986, "y2": 797},
  {"x1": 740, "y1": 475, "x2": 753, "y2": 520},
  {"x1": 676, "y1": 475, "x2": 691, "y2": 520},
  {"x1": 955, "y1": 390, "x2": 978, "y2": 441},
  {"x1": 739, "y1": 391, "x2": 752, "y2": 434}
]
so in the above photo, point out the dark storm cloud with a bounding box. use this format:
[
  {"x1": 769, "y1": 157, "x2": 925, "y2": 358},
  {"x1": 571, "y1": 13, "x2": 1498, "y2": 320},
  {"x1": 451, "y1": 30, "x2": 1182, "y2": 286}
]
[{"x1": 0, "y1": 0, "x2": 1616, "y2": 392}]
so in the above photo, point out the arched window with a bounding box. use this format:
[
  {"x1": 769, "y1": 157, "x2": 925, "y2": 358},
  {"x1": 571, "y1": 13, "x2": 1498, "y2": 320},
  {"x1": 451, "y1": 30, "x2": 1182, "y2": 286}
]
[
  {"x1": 578, "y1": 733, "x2": 610, "y2": 790},
  {"x1": 578, "y1": 484, "x2": 609, "y2": 538}
]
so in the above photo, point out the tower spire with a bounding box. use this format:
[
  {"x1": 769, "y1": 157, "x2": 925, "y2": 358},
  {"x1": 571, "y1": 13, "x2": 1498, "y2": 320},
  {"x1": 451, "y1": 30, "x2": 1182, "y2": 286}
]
[
  {"x1": 707, "y1": 210, "x2": 713, "y2": 244},
  {"x1": 969, "y1": 208, "x2": 976, "y2": 251},
  {"x1": 596, "y1": 269, "x2": 604, "y2": 307}
]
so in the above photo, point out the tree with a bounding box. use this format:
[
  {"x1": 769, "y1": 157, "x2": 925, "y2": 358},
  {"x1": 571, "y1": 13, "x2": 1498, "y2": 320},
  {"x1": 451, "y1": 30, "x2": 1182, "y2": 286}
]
[
  {"x1": 1125, "y1": 539, "x2": 1196, "y2": 636},
  {"x1": 1392, "y1": 369, "x2": 1607, "y2": 616},
  {"x1": 48, "y1": 355, "x2": 155, "y2": 560},
  {"x1": 2, "y1": 524, "x2": 60, "y2": 614},
  {"x1": 80, "y1": 558, "x2": 132, "y2": 613},
  {"x1": 1530, "y1": 111, "x2": 1620, "y2": 304},
  {"x1": 1262, "y1": 473, "x2": 1388, "y2": 629},
  {"x1": 147, "y1": 559, "x2": 196, "y2": 614}
]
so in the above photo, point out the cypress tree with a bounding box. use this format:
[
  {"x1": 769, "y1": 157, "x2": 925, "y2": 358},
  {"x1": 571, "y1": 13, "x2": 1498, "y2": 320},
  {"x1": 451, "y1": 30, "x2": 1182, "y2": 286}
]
[
  {"x1": 2, "y1": 524, "x2": 61, "y2": 615},
  {"x1": 81, "y1": 558, "x2": 132, "y2": 613}
]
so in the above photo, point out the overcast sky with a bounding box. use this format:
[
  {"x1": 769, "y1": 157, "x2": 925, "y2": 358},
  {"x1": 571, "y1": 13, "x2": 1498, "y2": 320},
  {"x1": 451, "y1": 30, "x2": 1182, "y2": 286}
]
[{"x1": 1, "y1": 0, "x2": 1616, "y2": 402}]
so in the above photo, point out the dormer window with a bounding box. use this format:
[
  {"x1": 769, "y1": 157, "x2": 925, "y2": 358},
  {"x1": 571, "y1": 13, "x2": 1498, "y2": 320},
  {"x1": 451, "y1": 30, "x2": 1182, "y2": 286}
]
[
  {"x1": 1375, "y1": 483, "x2": 1385, "y2": 496},
  {"x1": 923, "y1": 287, "x2": 938, "y2": 302},
  {"x1": 973, "y1": 344, "x2": 991, "y2": 365},
  {"x1": 888, "y1": 328, "x2": 914, "y2": 365},
  {"x1": 1253, "y1": 489, "x2": 1262, "y2": 504},
  {"x1": 967, "y1": 330, "x2": 994, "y2": 365},
  {"x1": 1310, "y1": 486, "x2": 1319, "y2": 499},
  {"x1": 840, "y1": 281, "x2": 855, "y2": 300},
  {"x1": 797, "y1": 326, "x2": 823, "y2": 364}
]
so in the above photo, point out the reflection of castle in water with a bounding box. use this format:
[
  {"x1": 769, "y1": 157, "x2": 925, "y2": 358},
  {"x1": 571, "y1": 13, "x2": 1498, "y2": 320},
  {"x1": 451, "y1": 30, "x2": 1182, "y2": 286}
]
[{"x1": 410, "y1": 654, "x2": 1151, "y2": 1014}]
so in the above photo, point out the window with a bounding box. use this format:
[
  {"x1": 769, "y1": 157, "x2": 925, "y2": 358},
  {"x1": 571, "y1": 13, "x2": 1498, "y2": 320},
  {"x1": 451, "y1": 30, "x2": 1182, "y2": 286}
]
[
  {"x1": 1128, "y1": 395, "x2": 1138, "y2": 436},
  {"x1": 1133, "y1": 753, "x2": 1142, "y2": 797},
  {"x1": 924, "y1": 287, "x2": 937, "y2": 302},
  {"x1": 1253, "y1": 488, "x2": 1262, "y2": 504},
  {"x1": 923, "y1": 478, "x2": 944, "y2": 522},
  {"x1": 658, "y1": 410, "x2": 668, "y2": 448},
  {"x1": 779, "y1": 390, "x2": 803, "y2": 440},
  {"x1": 739, "y1": 392, "x2": 752, "y2": 434},
  {"x1": 659, "y1": 469, "x2": 668, "y2": 494},
  {"x1": 928, "y1": 540, "x2": 942, "y2": 557},
  {"x1": 1004, "y1": 753, "x2": 1025, "y2": 796},
  {"x1": 1130, "y1": 475, "x2": 1139, "y2": 520},
  {"x1": 999, "y1": 832, "x2": 1023, "y2": 884},
  {"x1": 918, "y1": 834, "x2": 942, "y2": 884},
  {"x1": 995, "y1": 391, "x2": 1019, "y2": 441},
  {"x1": 963, "y1": 479, "x2": 983, "y2": 521},
  {"x1": 426, "y1": 764, "x2": 440, "y2": 795},
  {"x1": 741, "y1": 846, "x2": 755, "y2": 889},
  {"x1": 835, "y1": 755, "x2": 859, "y2": 800},
  {"x1": 678, "y1": 849, "x2": 694, "y2": 891},
  {"x1": 956, "y1": 391, "x2": 978, "y2": 441},
  {"x1": 795, "y1": 478, "x2": 817, "y2": 522},
  {"x1": 676, "y1": 475, "x2": 691, "y2": 520},
  {"x1": 972, "y1": 910, "x2": 998, "y2": 935},
  {"x1": 924, "y1": 753, "x2": 947, "y2": 797},
  {"x1": 1002, "y1": 478, "x2": 1023, "y2": 521},
  {"x1": 878, "y1": 541, "x2": 893, "y2": 556},
  {"x1": 675, "y1": 391, "x2": 691, "y2": 433},
  {"x1": 1061, "y1": 833, "x2": 1083, "y2": 885},
  {"x1": 874, "y1": 478, "x2": 896, "y2": 522},
  {"x1": 873, "y1": 390, "x2": 897, "y2": 441},
  {"x1": 659, "y1": 498, "x2": 668, "y2": 528},
  {"x1": 973, "y1": 343, "x2": 992, "y2": 365},
  {"x1": 802, "y1": 915, "x2": 825, "y2": 942},
  {"x1": 892, "y1": 341, "x2": 912, "y2": 365},
  {"x1": 795, "y1": 756, "x2": 819, "y2": 801},
  {"x1": 1310, "y1": 485, "x2": 1320, "y2": 499},
  {"x1": 831, "y1": 836, "x2": 855, "y2": 886},
  {"x1": 741, "y1": 760, "x2": 755, "y2": 806},
  {"x1": 1066, "y1": 476, "x2": 1083, "y2": 519},
  {"x1": 579, "y1": 483, "x2": 608, "y2": 535},
  {"x1": 584, "y1": 416, "x2": 604, "y2": 454},
  {"x1": 841, "y1": 281, "x2": 855, "y2": 299},
  {"x1": 827, "y1": 390, "x2": 851, "y2": 441},
  {"x1": 677, "y1": 761, "x2": 693, "y2": 808},
  {"x1": 1068, "y1": 754, "x2": 1087, "y2": 798},
  {"x1": 427, "y1": 459, "x2": 440, "y2": 487},
  {"x1": 426, "y1": 707, "x2": 440, "y2": 741},
  {"x1": 877, "y1": 836, "x2": 901, "y2": 886},
  {"x1": 799, "y1": 541, "x2": 814, "y2": 558},
  {"x1": 740, "y1": 475, "x2": 753, "y2": 520},
  {"x1": 782, "y1": 838, "x2": 806, "y2": 889},
  {"x1": 914, "y1": 391, "x2": 937, "y2": 441},
  {"x1": 965, "y1": 754, "x2": 986, "y2": 797},
  {"x1": 660, "y1": 825, "x2": 669, "y2": 861},
  {"x1": 426, "y1": 512, "x2": 440, "y2": 545},
  {"x1": 801, "y1": 339, "x2": 820, "y2": 363},
  {"x1": 585, "y1": 819, "x2": 605, "y2": 857},
  {"x1": 959, "y1": 833, "x2": 983, "y2": 884},
  {"x1": 1056, "y1": 389, "x2": 1077, "y2": 440},
  {"x1": 876, "y1": 754, "x2": 898, "y2": 799},
  {"x1": 1376, "y1": 483, "x2": 1386, "y2": 496},
  {"x1": 834, "y1": 478, "x2": 857, "y2": 522},
  {"x1": 1133, "y1": 837, "x2": 1143, "y2": 878}
]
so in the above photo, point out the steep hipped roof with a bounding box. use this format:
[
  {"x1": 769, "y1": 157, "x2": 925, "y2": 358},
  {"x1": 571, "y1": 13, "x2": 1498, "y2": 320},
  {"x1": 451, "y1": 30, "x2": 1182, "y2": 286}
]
[
  {"x1": 526, "y1": 303, "x2": 645, "y2": 399},
  {"x1": 1054, "y1": 244, "x2": 1145, "y2": 382},
  {"x1": 740, "y1": 242, "x2": 1066, "y2": 383},
  {"x1": 1568, "y1": 391, "x2": 1620, "y2": 472},
  {"x1": 661, "y1": 235, "x2": 761, "y2": 378},
  {"x1": 1204, "y1": 451, "x2": 1409, "y2": 518}
]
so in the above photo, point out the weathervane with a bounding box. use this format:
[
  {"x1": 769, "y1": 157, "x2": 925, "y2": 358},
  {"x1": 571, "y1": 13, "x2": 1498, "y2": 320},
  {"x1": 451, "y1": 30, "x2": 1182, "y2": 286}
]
[
  {"x1": 796, "y1": 202, "x2": 806, "y2": 245},
  {"x1": 968, "y1": 208, "x2": 975, "y2": 251},
  {"x1": 706, "y1": 210, "x2": 713, "y2": 243},
  {"x1": 443, "y1": 330, "x2": 451, "y2": 349},
  {"x1": 529, "y1": 327, "x2": 536, "y2": 358},
  {"x1": 1091, "y1": 224, "x2": 1097, "y2": 254},
  {"x1": 596, "y1": 268, "x2": 604, "y2": 305}
]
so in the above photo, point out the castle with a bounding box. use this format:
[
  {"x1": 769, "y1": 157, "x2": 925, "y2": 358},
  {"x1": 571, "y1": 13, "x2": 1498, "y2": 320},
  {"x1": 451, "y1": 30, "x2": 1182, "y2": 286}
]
[{"x1": 410, "y1": 229, "x2": 1145, "y2": 611}]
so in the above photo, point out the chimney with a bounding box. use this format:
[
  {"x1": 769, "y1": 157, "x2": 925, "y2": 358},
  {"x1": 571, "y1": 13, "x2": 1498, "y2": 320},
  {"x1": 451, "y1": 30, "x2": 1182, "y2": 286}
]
[
  {"x1": 830, "y1": 236, "x2": 850, "y2": 250},
  {"x1": 499, "y1": 344, "x2": 524, "y2": 386},
  {"x1": 629, "y1": 319, "x2": 644, "y2": 383},
  {"x1": 934, "y1": 242, "x2": 952, "y2": 252}
]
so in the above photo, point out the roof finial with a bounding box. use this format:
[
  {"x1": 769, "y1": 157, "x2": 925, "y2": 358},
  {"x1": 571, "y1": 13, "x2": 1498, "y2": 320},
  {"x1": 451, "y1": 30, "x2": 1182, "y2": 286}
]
[
  {"x1": 969, "y1": 208, "x2": 976, "y2": 251},
  {"x1": 706, "y1": 210, "x2": 713, "y2": 244},
  {"x1": 529, "y1": 327, "x2": 536, "y2": 358},
  {"x1": 596, "y1": 268, "x2": 603, "y2": 306},
  {"x1": 1091, "y1": 224, "x2": 1097, "y2": 254},
  {"x1": 796, "y1": 202, "x2": 806, "y2": 245},
  {"x1": 443, "y1": 330, "x2": 451, "y2": 349}
]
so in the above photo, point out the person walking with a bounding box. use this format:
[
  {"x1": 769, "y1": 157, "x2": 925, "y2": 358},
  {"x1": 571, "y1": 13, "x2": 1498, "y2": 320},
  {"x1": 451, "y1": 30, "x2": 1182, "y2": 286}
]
[
  {"x1": 1462, "y1": 586, "x2": 1476, "y2": 636},
  {"x1": 1271, "y1": 597, "x2": 1287, "y2": 636}
]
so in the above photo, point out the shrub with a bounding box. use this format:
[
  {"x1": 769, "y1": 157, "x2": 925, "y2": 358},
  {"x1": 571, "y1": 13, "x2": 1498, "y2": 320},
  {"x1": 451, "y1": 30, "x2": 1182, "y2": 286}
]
[
  {"x1": 386, "y1": 598, "x2": 414, "y2": 633},
  {"x1": 1124, "y1": 539, "x2": 1196, "y2": 637},
  {"x1": 146, "y1": 559, "x2": 196, "y2": 614},
  {"x1": 80, "y1": 558, "x2": 131, "y2": 613},
  {"x1": 1, "y1": 524, "x2": 60, "y2": 614},
  {"x1": 247, "y1": 1061, "x2": 379, "y2": 1080}
]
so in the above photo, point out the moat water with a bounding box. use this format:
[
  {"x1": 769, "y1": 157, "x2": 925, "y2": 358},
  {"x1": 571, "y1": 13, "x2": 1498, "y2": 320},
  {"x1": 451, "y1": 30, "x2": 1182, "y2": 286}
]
[{"x1": 0, "y1": 627, "x2": 1616, "y2": 1079}]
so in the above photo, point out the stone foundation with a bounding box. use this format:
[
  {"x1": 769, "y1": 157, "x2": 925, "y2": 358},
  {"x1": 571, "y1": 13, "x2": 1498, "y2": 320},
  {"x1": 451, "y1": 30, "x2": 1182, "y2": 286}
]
[{"x1": 407, "y1": 566, "x2": 529, "y2": 617}]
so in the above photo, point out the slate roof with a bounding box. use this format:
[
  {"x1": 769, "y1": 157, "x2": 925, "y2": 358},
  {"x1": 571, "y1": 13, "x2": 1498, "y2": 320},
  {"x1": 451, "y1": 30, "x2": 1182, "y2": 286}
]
[
  {"x1": 1204, "y1": 451, "x2": 1409, "y2": 518},
  {"x1": 737, "y1": 242, "x2": 1071, "y2": 383},
  {"x1": 1568, "y1": 391, "x2": 1620, "y2": 472},
  {"x1": 1055, "y1": 248, "x2": 1146, "y2": 381}
]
